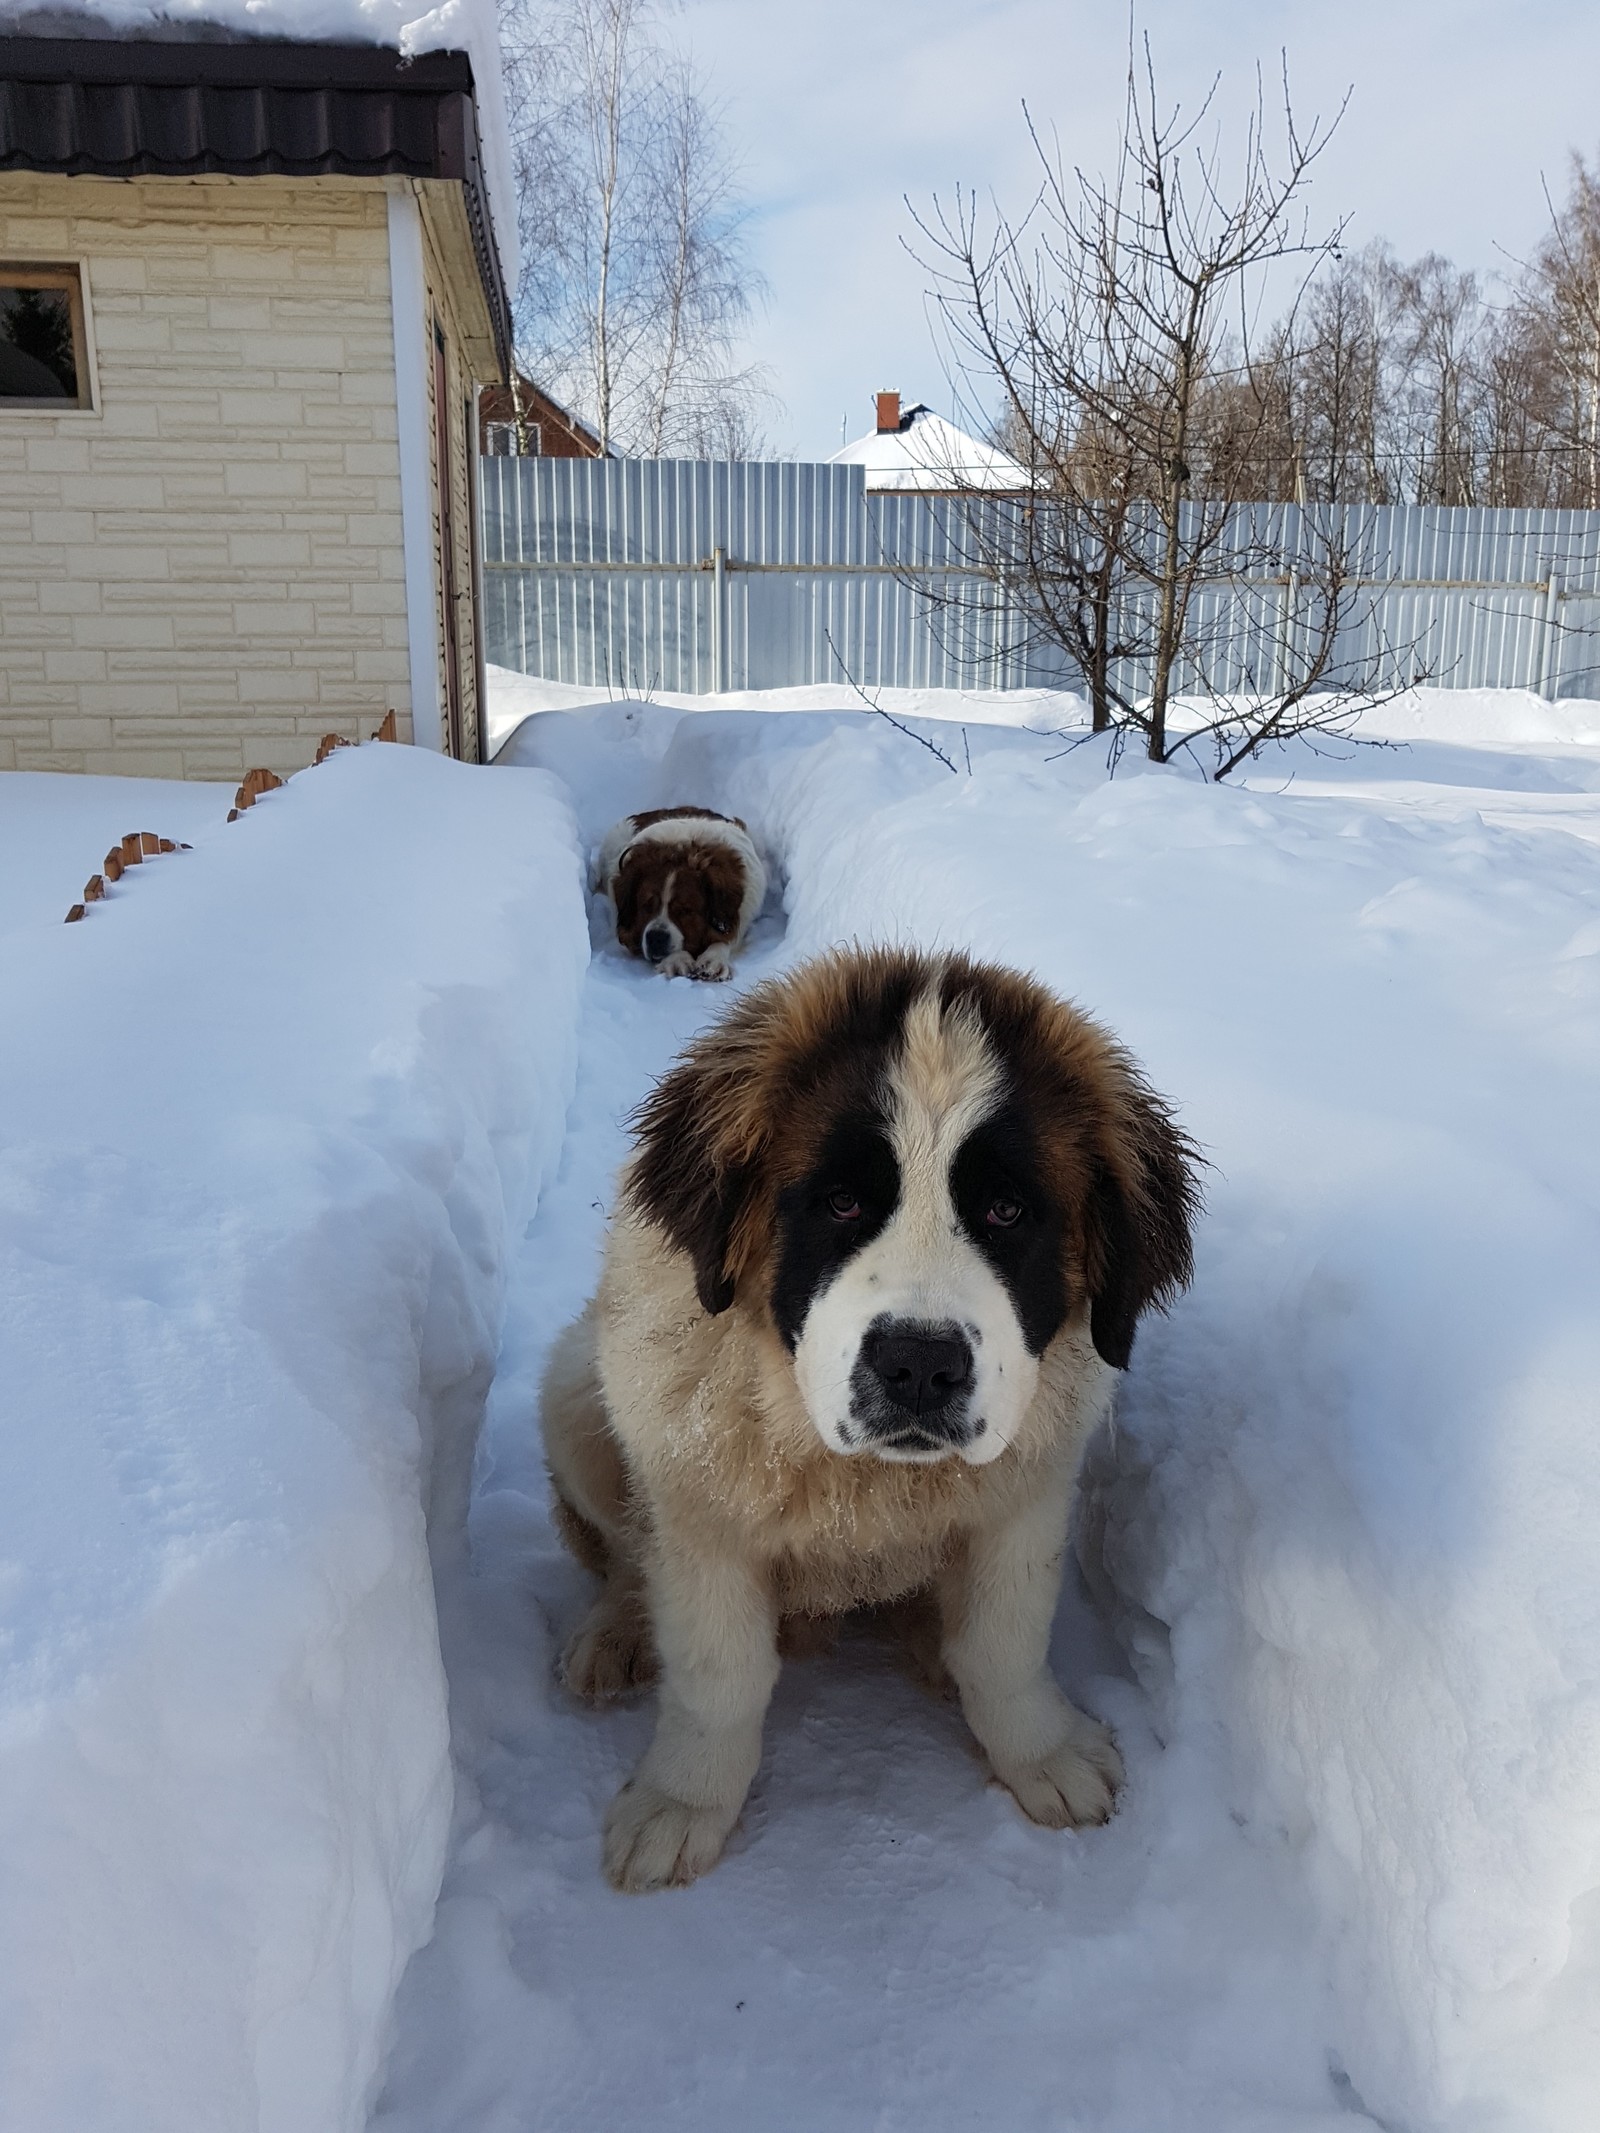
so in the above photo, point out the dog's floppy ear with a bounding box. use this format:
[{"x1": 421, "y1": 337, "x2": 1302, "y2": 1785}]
[
  {"x1": 611, "y1": 846, "x2": 641, "y2": 930},
  {"x1": 1085, "y1": 1078, "x2": 1201, "y2": 1370},
  {"x1": 626, "y1": 1044, "x2": 759, "y2": 1315}
]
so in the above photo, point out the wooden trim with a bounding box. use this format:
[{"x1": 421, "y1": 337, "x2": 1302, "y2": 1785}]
[
  {"x1": 0, "y1": 257, "x2": 93, "y2": 409},
  {"x1": 432, "y1": 313, "x2": 465, "y2": 760}
]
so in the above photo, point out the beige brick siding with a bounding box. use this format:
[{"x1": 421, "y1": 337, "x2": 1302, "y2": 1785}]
[{"x1": 0, "y1": 172, "x2": 431, "y2": 780}]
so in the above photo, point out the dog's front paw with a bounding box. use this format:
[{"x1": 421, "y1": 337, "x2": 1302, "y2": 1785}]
[
  {"x1": 656, "y1": 949, "x2": 696, "y2": 979},
  {"x1": 688, "y1": 944, "x2": 734, "y2": 982},
  {"x1": 603, "y1": 1777, "x2": 738, "y2": 1892},
  {"x1": 561, "y1": 1602, "x2": 656, "y2": 1703},
  {"x1": 998, "y1": 1714, "x2": 1123, "y2": 1830}
]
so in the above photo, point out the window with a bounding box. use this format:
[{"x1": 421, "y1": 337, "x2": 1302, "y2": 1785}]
[
  {"x1": 0, "y1": 264, "x2": 92, "y2": 408},
  {"x1": 484, "y1": 419, "x2": 540, "y2": 457}
]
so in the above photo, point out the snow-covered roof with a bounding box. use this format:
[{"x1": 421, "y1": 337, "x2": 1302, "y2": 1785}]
[
  {"x1": 0, "y1": 0, "x2": 519, "y2": 294},
  {"x1": 830, "y1": 403, "x2": 1030, "y2": 493}
]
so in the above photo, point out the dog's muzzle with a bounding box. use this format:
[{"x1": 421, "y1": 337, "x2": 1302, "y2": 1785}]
[
  {"x1": 643, "y1": 922, "x2": 673, "y2": 964},
  {"x1": 850, "y1": 1315, "x2": 979, "y2": 1456}
]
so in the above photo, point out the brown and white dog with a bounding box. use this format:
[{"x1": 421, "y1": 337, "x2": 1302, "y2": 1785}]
[
  {"x1": 541, "y1": 945, "x2": 1199, "y2": 1891},
  {"x1": 598, "y1": 806, "x2": 767, "y2": 981}
]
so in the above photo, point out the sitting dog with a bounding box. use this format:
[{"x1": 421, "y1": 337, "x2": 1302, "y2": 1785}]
[
  {"x1": 598, "y1": 806, "x2": 767, "y2": 981},
  {"x1": 541, "y1": 945, "x2": 1199, "y2": 1891}
]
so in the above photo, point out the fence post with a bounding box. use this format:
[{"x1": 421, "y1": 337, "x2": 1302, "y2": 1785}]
[
  {"x1": 1538, "y1": 571, "x2": 1562, "y2": 698},
  {"x1": 712, "y1": 544, "x2": 728, "y2": 692},
  {"x1": 1276, "y1": 499, "x2": 1303, "y2": 698}
]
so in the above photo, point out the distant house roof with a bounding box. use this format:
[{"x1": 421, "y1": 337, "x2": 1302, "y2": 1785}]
[
  {"x1": 830, "y1": 394, "x2": 1029, "y2": 493},
  {"x1": 479, "y1": 376, "x2": 609, "y2": 458},
  {"x1": 0, "y1": 29, "x2": 512, "y2": 377}
]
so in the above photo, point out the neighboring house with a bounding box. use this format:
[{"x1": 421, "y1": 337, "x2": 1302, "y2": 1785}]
[
  {"x1": 479, "y1": 376, "x2": 606, "y2": 459},
  {"x1": 832, "y1": 390, "x2": 1028, "y2": 493},
  {"x1": 0, "y1": 26, "x2": 513, "y2": 776}
]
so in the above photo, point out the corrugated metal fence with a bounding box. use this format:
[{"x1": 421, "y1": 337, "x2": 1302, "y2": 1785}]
[{"x1": 480, "y1": 457, "x2": 1600, "y2": 699}]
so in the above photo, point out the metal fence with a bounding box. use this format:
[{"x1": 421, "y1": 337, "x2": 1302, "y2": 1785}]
[{"x1": 480, "y1": 457, "x2": 1600, "y2": 700}]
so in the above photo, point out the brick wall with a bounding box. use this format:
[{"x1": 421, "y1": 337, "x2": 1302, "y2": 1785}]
[{"x1": 0, "y1": 172, "x2": 415, "y2": 780}]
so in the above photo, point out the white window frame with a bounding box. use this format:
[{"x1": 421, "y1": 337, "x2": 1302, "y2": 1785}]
[{"x1": 0, "y1": 258, "x2": 101, "y2": 416}]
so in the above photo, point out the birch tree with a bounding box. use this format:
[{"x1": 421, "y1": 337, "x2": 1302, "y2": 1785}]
[{"x1": 498, "y1": 0, "x2": 774, "y2": 455}]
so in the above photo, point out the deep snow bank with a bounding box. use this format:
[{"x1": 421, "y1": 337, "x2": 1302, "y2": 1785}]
[
  {"x1": 501, "y1": 702, "x2": 1600, "y2": 2133},
  {"x1": 0, "y1": 771, "x2": 230, "y2": 940},
  {"x1": 486, "y1": 661, "x2": 1600, "y2": 758},
  {"x1": 0, "y1": 747, "x2": 587, "y2": 2132}
]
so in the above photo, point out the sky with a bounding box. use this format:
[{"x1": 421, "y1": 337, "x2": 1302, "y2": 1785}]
[{"x1": 672, "y1": 0, "x2": 1600, "y2": 459}]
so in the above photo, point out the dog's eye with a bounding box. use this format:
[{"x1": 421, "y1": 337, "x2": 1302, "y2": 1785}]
[
  {"x1": 987, "y1": 1198, "x2": 1023, "y2": 1229},
  {"x1": 826, "y1": 1189, "x2": 861, "y2": 1222}
]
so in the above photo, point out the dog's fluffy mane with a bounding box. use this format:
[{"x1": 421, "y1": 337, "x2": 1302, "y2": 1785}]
[{"x1": 625, "y1": 943, "x2": 1199, "y2": 1369}]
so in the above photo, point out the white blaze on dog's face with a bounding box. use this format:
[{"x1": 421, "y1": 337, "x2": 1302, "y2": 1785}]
[
  {"x1": 626, "y1": 948, "x2": 1200, "y2": 1472},
  {"x1": 778, "y1": 992, "x2": 1059, "y2": 1466},
  {"x1": 604, "y1": 810, "x2": 765, "y2": 972}
]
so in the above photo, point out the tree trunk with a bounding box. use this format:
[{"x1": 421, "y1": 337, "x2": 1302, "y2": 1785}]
[
  {"x1": 592, "y1": 10, "x2": 626, "y2": 455},
  {"x1": 1090, "y1": 549, "x2": 1114, "y2": 732}
]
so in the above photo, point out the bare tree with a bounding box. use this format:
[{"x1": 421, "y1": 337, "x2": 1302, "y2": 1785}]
[
  {"x1": 913, "y1": 180, "x2": 1156, "y2": 734},
  {"x1": 919, "y1": 40, "x2": 1383, "y2": 767},
  {"x1": 1245, "y1": 158, "x2": 1600, "y2": 510},
  {"x1": 1174, "y1": 510, "x2": 1427, "y2": 778},
  {"x1": 1290, "y1": 244, "x2": 1395, "y2": 501},
  {"x1": 1519, "y1": 154, "x2": 1600, "y2": 507},
  {"x1": 498, "y1": 0, "x2": 776, "y2": 456}
]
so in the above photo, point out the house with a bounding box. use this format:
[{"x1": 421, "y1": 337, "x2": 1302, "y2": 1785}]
[
  {"x1": 0, "y1": 19, "x2": 514, "y2": 776},
  {"x1": 479, "y1": 376, "x2": 606, "y2": 459},
  {"x1": 831, "y1": 390, "x2": 1028, "y2": 494}
]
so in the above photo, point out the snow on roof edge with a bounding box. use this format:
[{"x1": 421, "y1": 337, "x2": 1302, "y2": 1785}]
[
  {"x1": 0, "y1": 0, "x2": 521, "y2": 297},
  {"x1": 829, "y1": 405, "x2": 1030, "y2": 492}
]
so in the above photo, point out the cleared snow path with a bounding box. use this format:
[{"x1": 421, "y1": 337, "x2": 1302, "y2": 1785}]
[{"x1": 371, "y1": 740, "x2": 1352, "y2": 2133}]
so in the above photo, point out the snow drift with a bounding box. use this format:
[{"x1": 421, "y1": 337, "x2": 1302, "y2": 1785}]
[
  {"x1": 497, "y1": 697, "x2": 1600, "y2": 2133},
  {"x1": 0, "y1": 745, "x2": 587, "y2": 2132}
]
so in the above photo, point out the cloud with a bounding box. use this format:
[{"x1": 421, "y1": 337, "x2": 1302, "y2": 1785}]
[{"x1": 676, "y1": 0, "x2": 1600, "y2": 456}]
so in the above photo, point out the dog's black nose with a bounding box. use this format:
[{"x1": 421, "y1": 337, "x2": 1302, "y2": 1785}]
[
  {"x1": 862, "y1": 1321, "x2": 974, "y2": 1419},
  {"x1": 642, "y1": 924, "x2": 672, "y2": 963}
]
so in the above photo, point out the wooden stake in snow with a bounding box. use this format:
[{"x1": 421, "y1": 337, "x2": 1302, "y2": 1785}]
[
  {"x1": 227, "y1": 767, "x2": 285, "y2": 822},
  {"x1": 63, "y1": 834, "x2": 189, "y2": 922}
]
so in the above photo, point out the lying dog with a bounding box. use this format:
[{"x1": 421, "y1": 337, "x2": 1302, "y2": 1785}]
[
  {"x1": 542, "y1": 945, "x2": 1199, "y2": 1891},
  {"x1": 598, "y1": 806, "x2": 767, "y2": 981}
]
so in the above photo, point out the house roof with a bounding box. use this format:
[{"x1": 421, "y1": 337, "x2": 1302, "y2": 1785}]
[
  {"x1": 830, "y1": 402, "x2": 1030, "y2": 493},
  {"x1": 0, "y1": 32, "x2": 512, "y2": 376},
  {"x1": 481, "y1": 375, "x2": 610, "y2": 457}
]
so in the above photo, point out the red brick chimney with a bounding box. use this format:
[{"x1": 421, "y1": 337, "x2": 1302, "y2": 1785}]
[{"x1": 875, "y1": 390, "x2": 901, "y2": 434}]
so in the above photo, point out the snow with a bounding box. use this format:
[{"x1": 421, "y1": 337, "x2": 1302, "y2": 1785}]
[
  {"x1": 829, "y1": 401, "x2": 1030, "y2": 490},
  {"x1": 5, "y1": 677, "x2": 1599, "y2": 2132},
  {"x1": 484, "y1": 662, "x2": 1112, "y2": 756},
  {"x1": 368, "y1": 678, "x2": 1600, "y2": 2133},
  {"x1": 0, "y1": 770, "x2": 230, "y2": 937},
  {"x1": 0, "y1": 744, "x2": 587, "y2": 2131},
  {"x1": 0, "y1": 0, "x2": 519, "y2": 293},
  {"x1": 486, "y1": 660, "x2": 1600, "y2": 762}
]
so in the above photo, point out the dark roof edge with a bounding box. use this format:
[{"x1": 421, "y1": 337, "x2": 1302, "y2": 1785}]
[
  {"x1": 0, "y1": 33, "x2": 473, "y2": 87},
  {"x1": 0, "y1": 34, "x2": 511, "y2": 379}
]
